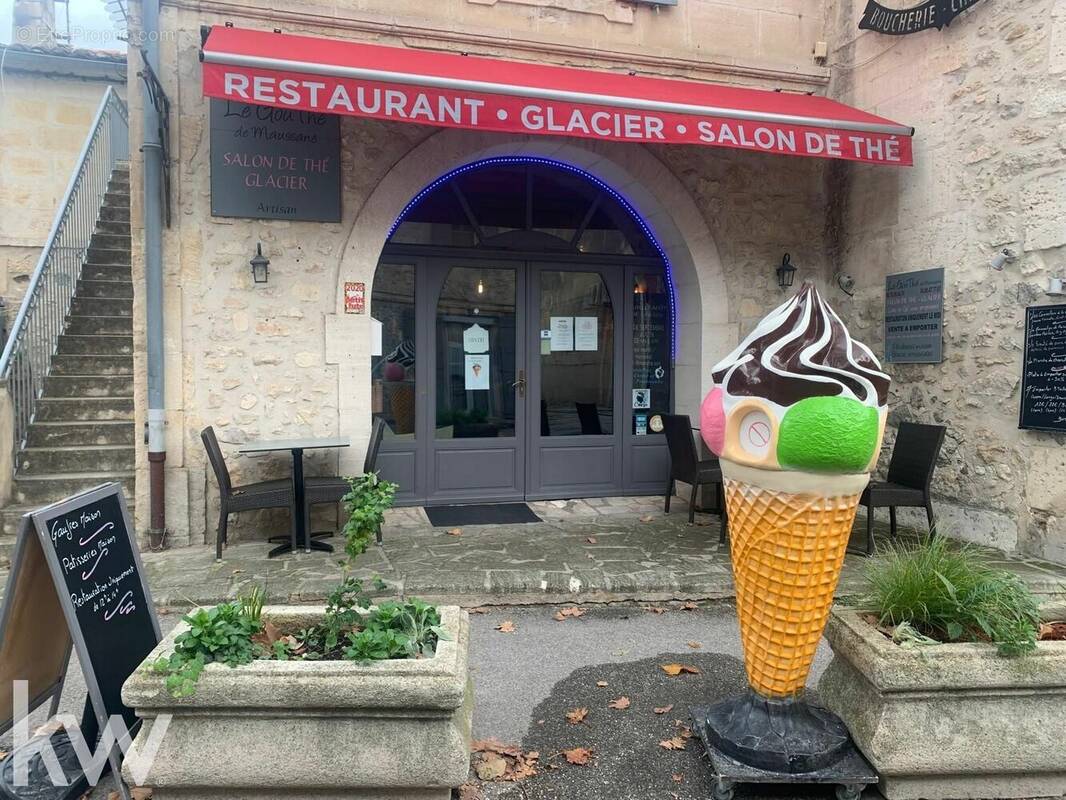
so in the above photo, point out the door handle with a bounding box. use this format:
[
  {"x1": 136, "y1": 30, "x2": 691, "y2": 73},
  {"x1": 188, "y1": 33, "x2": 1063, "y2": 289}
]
[{"x1": 512, "y1": 369, "x2": 526, "y2": 398}]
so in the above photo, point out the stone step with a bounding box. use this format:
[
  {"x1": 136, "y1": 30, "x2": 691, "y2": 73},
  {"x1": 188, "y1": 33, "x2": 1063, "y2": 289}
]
[
  {"x1": 50, "y1": 354, "x2": 133, "y2": 376},
  {"x1": 35, "y1": 397, "x2": 134, "y2": 422},
  {"x1": 13, "y1": 472, "x2": 135, "y2": 506},
  {"x1": 103, "y1": 190, "x2": 129, "y2": 206},
  {"x1": 95, "y1": 219, "x2": 130, "y2": 236},
  {"x1": 81, "y1": 264, "x2": 132, "y2": 283},
  {"x1": 65, "y1": 315, "x2": 133, "y2": 336},
  {"x1": 89, "y1": 232, "x2": 130, "y2": 251},
  {"x1": 44, "y1": 374, "x2": 133, "y2": 397},
  {"x1": 57, "y1": 334, "x2": 133, "y2": 355},
  {"x1": 17, "y1": 445, "x2": 135, "y2": 475},
  {"x1": 85, "y1": 247, "x2": 130, "y2": 267},
  {"x1": 70, "y1": 296, "x2": 132, "y2": 317},
  {"x1": 26, "y1": 420, "x2": 135, "y2": 447},
  {"x1": 76, "y1": 279, "x2": 133, "y2": 299},
  {"x1": 99, "y1": 205, "x2": 130, "y2": 223}
]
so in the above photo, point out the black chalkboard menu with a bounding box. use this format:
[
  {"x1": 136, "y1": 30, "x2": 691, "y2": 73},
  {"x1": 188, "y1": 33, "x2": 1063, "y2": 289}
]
[
  {"x1": 1020, "y1": 304, "x2": 1066, "y2": 432},
  {"x1": 0, "y1": 484, "x2": 160, "y2": 800},
  {"x1": 210, "y1": 99, "x2": 341, "y2": 221}
]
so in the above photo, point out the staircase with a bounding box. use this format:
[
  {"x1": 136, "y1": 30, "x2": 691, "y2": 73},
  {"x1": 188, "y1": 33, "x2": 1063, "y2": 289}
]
[{"x1": 0, "y1": 166, "x2": 134, "y2": 561}]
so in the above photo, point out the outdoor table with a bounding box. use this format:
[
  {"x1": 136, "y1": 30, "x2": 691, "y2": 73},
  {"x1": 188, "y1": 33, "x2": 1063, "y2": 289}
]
[{"x1": 238, "y1": 436, "x2": 350, "y2": 557}]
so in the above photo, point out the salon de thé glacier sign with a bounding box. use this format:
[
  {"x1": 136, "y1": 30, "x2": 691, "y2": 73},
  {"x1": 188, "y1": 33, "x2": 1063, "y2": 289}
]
[{"x1": 859, "y1": 0, "x2": 984, "y2": 35}]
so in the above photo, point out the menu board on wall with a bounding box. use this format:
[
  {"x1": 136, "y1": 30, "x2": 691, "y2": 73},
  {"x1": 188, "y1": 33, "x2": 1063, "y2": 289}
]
[
  {"x1": 632, "y1": 276, "x2": 672, "y2": 434},
  {"x1": 884, "y1": 267, "x2": 944, "y2": 363},
  {"x1": 210, "y1": 100, "x2": 341, "y2": 221},
  {"x1": 1019, "y1": 304, "x2": 1066, "y2": 432}
]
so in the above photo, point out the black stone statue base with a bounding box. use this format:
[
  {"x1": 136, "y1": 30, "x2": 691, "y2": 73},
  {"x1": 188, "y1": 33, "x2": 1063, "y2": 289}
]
[{"x1": 692, "y1": 698, "x2": 877, "y2": 800}]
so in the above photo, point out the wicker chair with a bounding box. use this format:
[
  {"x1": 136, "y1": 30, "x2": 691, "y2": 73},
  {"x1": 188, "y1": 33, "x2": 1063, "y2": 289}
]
[
  {"x1": 202, "y1": 426, "x2": 295, "y2": 560},
  {"x1": 662, "y1": 413, "x2": 728, "y2": 542},
  {"x1": 859, "y1": 421, "x2": 947, "y2": 555},
  {"x1": 304, "y1": 418, "x2": 388, "y2": 544}
]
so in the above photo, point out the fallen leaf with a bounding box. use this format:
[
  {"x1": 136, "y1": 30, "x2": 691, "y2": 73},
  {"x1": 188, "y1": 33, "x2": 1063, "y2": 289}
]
[
  {"x1": 653, "y1": 704, "x2": 674, "y2": 714},
  {"x1": 660, "y1": 663, "x2": 701, "y2": 676},
  {"x1": 608, "y1": 696, "x2": 631, "y2": 710},
  {"x1": 586, "y1": 536, "x2": 598, "y2": 544},
  {"x1": 565, "y1": 707, "x2": 589, "y2": 724},
  {"x1": 659, "y1": 737, "x2": 687, "y2": 750},
  {"x1": 458, "y1": 782, "x2": 483, "y2": 800},
  {"x1": 468, "y1": 607, "x2": 488, "y2": 614},
  {"x1": 681, "y1": 601, "x2": 698, "y2": 610},
  {"x1": 646, "y1": 605, "x2": 667, "y2": 615},
  {"x1": 130, "y1": 790, "x2": 152, "y2": 800},
  {"x1": 686, "y1": 641, "x2": 702, "y2": 649},
  {"x1": 640, "y1": 515, "x2": 655, "y2": 522},
  {"x1": 675, "y1": 721, "x2": 694, "y2": 739},
  {"x1": 563, "y1": 747, "x2": 593, "y2": 765},
  {"x1": 446, "y1": 528, "x2": 463, "y2": 537},
  {"x1": 672, "y1": 773, "x2": 684, "y2": 783},
  {"x1": 553, "y1": 606, "x2": 586, "y2": 621},
  {"x1": 496, "y1": 620, "x2": 516, "y2": 633},
  {"x1": 475, "y1": 753, "x2": 509, "y2": 781},
  {"x1": 471, "y1": 739, "x2": 521, "y2": 757},
  {"x1": 595, "y1": 680, "x2": 608, "y2": 688}
]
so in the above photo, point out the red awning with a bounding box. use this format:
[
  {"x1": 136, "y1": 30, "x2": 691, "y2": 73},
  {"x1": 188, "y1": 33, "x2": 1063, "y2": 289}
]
[{"x1": 201, "y1": 26, "x2": 914, "y2": 167}]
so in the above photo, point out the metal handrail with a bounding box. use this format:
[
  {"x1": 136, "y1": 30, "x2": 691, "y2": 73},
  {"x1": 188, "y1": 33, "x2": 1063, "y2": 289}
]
[{"x1": 0, "y1": 86, "x2": 129, "y2": 472}]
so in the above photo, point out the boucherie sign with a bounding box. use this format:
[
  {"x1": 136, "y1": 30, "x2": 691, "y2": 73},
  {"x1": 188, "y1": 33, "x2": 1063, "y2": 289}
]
[
  {"x1": 859, "y1": 0, "x2": 984, "y2": 34},
  {"x1": 200, "y1": 27, "x2": 914, "y2": 167}
]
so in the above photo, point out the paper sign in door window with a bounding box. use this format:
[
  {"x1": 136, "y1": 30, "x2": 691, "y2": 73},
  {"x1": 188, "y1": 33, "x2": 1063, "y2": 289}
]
[
  {"x1": 574, "y1": 316, "x2": 598, "y2": 351},
  {"x1": 550, "y1": 316, "x2": 574, "y2": 351},
  {"x1": 465, "y1": 354, "x2": 489, "y2": 390},
  {"x1": 463, "y1": 323, "x2": 490, "y2": 353}
]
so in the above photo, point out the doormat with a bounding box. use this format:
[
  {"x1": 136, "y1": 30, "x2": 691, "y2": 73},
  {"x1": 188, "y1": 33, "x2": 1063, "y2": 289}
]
[{"x1": 425, "y1": 503, "x2": 541, "y2": 527}]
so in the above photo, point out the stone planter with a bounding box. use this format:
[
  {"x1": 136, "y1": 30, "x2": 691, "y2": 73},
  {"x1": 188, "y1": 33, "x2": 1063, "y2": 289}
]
[
  {"x1": 818, "y1": 605, "x2": 1066, "y2": 800},
  {"x1": 122, "y1": 605, "x2": 472, "y2": 800}
]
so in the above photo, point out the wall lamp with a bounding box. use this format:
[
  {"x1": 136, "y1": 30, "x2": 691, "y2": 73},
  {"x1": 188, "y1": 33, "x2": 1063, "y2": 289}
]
[
  {"x1": 776, "y1": 253, "x2": 797, "y2": 289},
  {"x1": 250, "y1": 243, "x2": 270, "y2": 284},
  {"x1": 1048, "y1": 276, "x2": 1065, "y2": 297},
  {"x1": 989, "y1": 248, "x2": 1017, "y2": 271}
]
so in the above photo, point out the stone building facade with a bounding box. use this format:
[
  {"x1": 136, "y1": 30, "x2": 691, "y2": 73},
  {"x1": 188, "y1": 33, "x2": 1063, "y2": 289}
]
[
  {"x1": 0, "y1": 43, "x2": 126, "y2": 336},
  {"x1": 124, "y1": 0, "x2": 1065, "y2": 558}
]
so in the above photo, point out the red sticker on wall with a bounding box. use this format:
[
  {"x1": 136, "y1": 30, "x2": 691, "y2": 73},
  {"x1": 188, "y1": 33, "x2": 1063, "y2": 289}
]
[{"x1": 344, "y1": 281, "x2": 365, "y2": 314}]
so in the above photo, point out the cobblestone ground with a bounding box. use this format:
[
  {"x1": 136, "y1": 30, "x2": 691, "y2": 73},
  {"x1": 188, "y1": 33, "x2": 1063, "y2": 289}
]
[{"x1": 136, "y1": 496, "x2": 1066, "y2": 609}]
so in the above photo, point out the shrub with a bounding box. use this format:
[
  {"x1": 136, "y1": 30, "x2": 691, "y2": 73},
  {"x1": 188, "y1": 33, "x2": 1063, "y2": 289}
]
[
  {"x1": 342, "y1": 472, "x2": 398, "y2": 558},
  {"x1": 861, "y1": 535, "x2": 1041, "y2": 657}
]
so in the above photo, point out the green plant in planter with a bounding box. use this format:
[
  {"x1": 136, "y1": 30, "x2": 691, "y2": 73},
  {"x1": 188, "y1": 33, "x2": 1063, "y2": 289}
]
[
  {"x1": 861, "y1": 535, "x2": 1041, "y2": 656},
  {"x1": 341, "y1": 471, "x2": 398, "y2": 559},
  {"x1": 151, "y1": 590, "x2": 264, "y2": 697}
]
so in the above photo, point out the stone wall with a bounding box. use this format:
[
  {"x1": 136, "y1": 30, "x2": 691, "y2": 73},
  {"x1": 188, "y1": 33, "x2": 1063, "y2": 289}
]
[
  {"x1": 825, "y1": 0, "x2": 1066, "y2": 558},
  {"x1": 132, "y1": 0, "x2": 834, "y2": 545},
  {"x1": 0, "y1": 66, "x2": 122, "y2": 333}
]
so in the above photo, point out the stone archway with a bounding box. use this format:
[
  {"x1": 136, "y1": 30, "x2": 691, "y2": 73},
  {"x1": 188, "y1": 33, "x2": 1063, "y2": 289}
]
[{"x1": 327, "y1": 130, "x2": 731, "y2": 474}]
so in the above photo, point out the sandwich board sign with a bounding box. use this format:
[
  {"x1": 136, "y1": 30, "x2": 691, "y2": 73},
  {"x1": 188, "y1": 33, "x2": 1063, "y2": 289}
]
[{"x1": 0, "y1": 484, "x2": 160, "y2": 800}]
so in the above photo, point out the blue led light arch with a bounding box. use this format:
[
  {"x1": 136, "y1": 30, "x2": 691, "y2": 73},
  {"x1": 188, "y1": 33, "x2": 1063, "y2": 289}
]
[{"x1": 385, "y1": 155, "x2": 679, "y2": 358}]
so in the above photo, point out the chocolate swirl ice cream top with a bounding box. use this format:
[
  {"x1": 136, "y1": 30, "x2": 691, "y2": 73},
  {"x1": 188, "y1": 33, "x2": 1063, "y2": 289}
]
[{"x1": 701, "y1": 283, "x2": 890, "y2": 474}]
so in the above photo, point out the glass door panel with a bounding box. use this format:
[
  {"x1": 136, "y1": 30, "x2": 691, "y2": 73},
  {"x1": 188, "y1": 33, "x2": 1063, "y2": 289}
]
[
  {"x1": 537, "y1": 270, "x2": 614, "y2": 436},
  {"x1": 434, "y1": 266, "x2": 517, "y2": 439},
  {"x1": 631, "y1": 272, "x2": 672, "y2": 436}
]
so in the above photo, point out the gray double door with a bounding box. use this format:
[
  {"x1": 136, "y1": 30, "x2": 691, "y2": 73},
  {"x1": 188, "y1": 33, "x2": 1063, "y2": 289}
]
[{"x1": 379, "y1": 256, "x2": 669, "y2": 505}]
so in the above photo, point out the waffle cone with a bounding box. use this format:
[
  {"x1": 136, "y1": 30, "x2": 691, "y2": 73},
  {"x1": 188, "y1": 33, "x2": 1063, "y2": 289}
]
[{"x1": 723, "y1": 464, "x2": 866, "y2": 699}]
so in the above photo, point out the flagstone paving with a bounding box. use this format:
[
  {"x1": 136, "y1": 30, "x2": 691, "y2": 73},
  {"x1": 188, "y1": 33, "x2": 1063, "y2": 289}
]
[{"x1": 137, "y1": 496, "x2": 1066, "y2": 609}]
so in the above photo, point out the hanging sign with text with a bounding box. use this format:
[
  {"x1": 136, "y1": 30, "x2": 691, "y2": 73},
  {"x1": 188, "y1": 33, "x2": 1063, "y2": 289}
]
[
  {"x1": 1019, "y1": 304, "x2": 1066, "y2": 432},
  {"x1": 859, "y1": 0, "x2": 984, "y2": 35},
  {"x1": 210, "y1": 99, "x2": 341, "y2": 221},
  {"x1": 884, "y1": 267, "x2": 944, "y2": 363}
]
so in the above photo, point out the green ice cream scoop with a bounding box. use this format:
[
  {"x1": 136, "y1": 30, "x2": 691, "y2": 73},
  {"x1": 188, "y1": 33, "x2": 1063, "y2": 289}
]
[{"x1": 777, "y1": 396, "x2": 880, "y2": 473}]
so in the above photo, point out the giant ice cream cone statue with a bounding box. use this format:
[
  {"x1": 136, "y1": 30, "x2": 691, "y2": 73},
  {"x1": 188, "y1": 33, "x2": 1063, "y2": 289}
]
[{"x1": 700, "y1": 282, "x2": 889, "y2": 773}]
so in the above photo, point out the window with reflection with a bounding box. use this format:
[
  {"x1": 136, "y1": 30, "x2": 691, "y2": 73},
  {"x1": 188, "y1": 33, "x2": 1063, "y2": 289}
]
[
  {"x1": 632, "y1": 273, "x2": 672, "y2": 436},
  {"x1": 539, "y1": 271, "x2": 614, "y2": 436},
  {"x1": 370, "y1": 263, "x2": 416, "y2": 439},
  {"x1": 435, "y1": 267, "x2": 517, "y2": 438}
]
